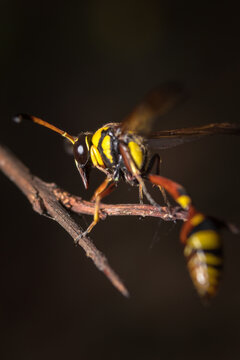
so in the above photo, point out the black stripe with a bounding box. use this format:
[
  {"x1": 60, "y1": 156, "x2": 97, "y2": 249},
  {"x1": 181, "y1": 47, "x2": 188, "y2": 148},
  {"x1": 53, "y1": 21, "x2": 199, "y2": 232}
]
[
  {"x1": 177, "y1": 186, "x2": 188, "y2": 196},
  {"x1": 185, "y1": 248, "x2": 223, "y2": 267},
  {"x1": 188, "y1": 217, "x2": 219, "y2": 237},
  {"x1": 209, "y1": 263, "x2": 223, "y2": 271},
  {"x1": 109, "y1": 129, "x2": 119, "y2": 164},
  {"x1": 98, "y1": 129, "x2": 114, "y2": 167},
  {"x1": 203, "y1": 247, "x2": 223, "y2": 257}
]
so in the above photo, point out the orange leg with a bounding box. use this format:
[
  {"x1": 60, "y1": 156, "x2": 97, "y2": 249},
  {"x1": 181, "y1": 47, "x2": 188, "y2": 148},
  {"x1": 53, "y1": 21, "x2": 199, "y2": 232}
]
[
  {"x1": 148, "y1": 174, "x2": 192, "y2": 210},
  {"x1": 77, "y1": 177, "x2": 116, "y2": 239},
  {"x1": 157, "y1": 185, "x2": 171, "y2": 208},
  {"x1": 138, "y1": 184, "x2": 144, "y2": 204}
]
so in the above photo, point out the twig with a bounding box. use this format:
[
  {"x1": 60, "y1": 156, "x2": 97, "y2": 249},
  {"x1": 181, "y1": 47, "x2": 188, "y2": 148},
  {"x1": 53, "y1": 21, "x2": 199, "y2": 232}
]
[
  {"x1": 0, "y1": 144, "x2": 187, "y2": 297},
  {"x1": 52, "y1": 187, "x2": 187, "y2": 221}
]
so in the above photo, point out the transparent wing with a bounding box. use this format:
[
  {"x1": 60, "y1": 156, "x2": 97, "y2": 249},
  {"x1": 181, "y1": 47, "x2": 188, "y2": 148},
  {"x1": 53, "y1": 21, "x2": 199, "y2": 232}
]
[
  {"x1": 121, "y1": 83, "x2": 184, "y2": 135},
  {"x1": 147, "y1": 123, "x2": 240, "y2": 150}
]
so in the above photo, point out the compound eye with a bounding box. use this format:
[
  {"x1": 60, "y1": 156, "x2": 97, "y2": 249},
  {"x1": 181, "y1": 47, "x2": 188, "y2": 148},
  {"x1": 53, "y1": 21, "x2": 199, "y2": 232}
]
[{"x1": 73, "y1": 134, "x2": 89, "y2": 167}]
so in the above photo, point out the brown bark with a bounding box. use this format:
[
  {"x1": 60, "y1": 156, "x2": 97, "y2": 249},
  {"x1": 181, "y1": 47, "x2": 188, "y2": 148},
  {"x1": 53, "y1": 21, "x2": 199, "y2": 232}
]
[{"x1": 0, "y1": 144, "x2": 187, "y2": 297}]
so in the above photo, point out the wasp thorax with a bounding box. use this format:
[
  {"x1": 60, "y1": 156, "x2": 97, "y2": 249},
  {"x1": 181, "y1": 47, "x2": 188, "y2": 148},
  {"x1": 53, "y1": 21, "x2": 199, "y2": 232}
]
[{"x1": 73, "y1": 134, "x2": 90, "y2": 167}]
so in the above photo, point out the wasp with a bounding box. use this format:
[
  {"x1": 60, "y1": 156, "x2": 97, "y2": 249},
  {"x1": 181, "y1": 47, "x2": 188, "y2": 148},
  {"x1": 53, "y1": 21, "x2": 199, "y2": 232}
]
[{"x1": 13, "y1": 83, "x2": 240, "y2": 300}]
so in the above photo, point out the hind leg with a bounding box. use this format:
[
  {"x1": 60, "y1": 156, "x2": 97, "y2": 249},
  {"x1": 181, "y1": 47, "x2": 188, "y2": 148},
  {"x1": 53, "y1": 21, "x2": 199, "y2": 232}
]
[
  {"x1": 148, "y1": 174, "x2": 192, "y2": 210},
  {"x1": 145, "y1": 154, "x2": 171, "y2": 207}
]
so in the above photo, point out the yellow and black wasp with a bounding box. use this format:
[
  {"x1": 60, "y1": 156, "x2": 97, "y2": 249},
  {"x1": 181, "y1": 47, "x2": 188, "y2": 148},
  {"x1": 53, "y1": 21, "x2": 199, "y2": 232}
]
[{"x1": 13, "y1": 83, "x2": 240, "y2": 300}]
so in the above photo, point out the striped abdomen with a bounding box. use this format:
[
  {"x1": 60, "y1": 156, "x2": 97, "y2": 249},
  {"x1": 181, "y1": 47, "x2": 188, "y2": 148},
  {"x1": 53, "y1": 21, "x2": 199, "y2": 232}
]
[{"x1": 182, "y1": 213, "x2": 223, "y2": 300}]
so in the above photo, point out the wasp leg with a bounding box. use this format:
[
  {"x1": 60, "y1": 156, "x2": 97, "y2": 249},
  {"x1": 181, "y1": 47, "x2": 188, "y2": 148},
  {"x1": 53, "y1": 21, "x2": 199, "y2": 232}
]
[
  {"x1": 158, "y1": 185, "x2": 170, "y2": 207},
  {"x1": 145, "y1": 153, "x2": 161, "y2": 175},
  {"x1": 148, "y1": 174, "x2": 192, "y2": 210},
  {"x1": 138, "y1": 184, "x2": 143, "y2": 204},
  {"x1": 78, "y1": 178, "x2": 116, "y2": 239},
  {"x1": 119, "y1": 143, "x2": 161, "y2": 211},
  {"x1": 145, "y1": 154, "x2": 171, "y2": 208}
]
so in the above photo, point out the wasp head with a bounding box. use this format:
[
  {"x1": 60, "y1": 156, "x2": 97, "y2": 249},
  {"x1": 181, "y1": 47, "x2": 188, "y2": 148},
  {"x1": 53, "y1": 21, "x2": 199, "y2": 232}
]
[{"x1": 73, "y1": 133, "x2": 93, "y2": 189}]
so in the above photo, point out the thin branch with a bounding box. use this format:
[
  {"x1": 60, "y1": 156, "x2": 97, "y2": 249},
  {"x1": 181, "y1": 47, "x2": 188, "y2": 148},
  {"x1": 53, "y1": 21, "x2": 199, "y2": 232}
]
[
  {"x1": 0, "y1": 143, "x2": 187, "y2": 297},
  {"x1": 52, "y1": 187, "x2": 187, "y2": 221},
  {"x1": 0, "y1": 145, "x2": 129, "y2": 297}
]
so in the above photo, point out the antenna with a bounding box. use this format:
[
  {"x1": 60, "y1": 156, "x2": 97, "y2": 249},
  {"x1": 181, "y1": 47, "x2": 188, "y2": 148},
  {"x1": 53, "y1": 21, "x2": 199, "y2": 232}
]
[{"x1": 13, "y1": 114, "x2": 77, "y2": 144}]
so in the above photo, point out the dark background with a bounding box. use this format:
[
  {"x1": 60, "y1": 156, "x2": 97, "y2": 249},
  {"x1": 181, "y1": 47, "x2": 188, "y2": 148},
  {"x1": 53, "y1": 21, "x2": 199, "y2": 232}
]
[{"x1": 1, "y1": 1, "x2": 240, "y2": 359}]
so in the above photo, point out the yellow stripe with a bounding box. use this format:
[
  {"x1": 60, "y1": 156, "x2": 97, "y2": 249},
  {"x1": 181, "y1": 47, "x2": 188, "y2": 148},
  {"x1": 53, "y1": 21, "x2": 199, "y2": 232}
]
[
  {"x1": 128, "y1": 141, "x2": 143, "y2": 169},
  {"x1": 90, "y1": 145, "x2": 104, "y2": 167},
  {"x1": 101, "y1": 135, "x2": 113, "y2": 164},
  {"x1": 207, "y1": 266, "x2": 220, "y2": 277},
  {"x1": 204, "y1": 253, "x2": 222, "y2": 266},
  {"x1": 85, "y1": 135, "x2": 90, "y2": 150},
  {"x1": 208, "y1": 275, "x2": 219, "y2": 286},
  {"x1": 187, "y1": 230, "x2": 221, "y2": 250},
  {"x1": 191, "y1": 213, "x2": 205, "y2": 226},
  {"x1": 92, "y1": 126, "x2": 109, "y2": 148},
  {"x1": 184, "y1": 249, "x2": 222, "y2": 267},
  {"x1": 183, "y1": 244, "x2": 192, "y2": 257},
  {"x1": 177, "y1": 195, "x2": 191, "y2": 209}
]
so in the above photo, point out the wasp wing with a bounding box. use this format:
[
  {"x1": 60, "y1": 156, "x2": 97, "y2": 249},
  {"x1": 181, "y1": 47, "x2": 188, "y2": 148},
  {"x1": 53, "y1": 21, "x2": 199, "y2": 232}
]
[
  {"x1": 121, "y1": 83, "x2": 184, "y2": 135},
  {"x1": 147, "y1": 123, "x2": 240, "y2": 150}
]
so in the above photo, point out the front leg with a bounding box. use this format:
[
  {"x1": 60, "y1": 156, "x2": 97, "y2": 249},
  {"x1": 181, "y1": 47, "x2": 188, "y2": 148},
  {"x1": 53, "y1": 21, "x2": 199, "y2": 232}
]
[{"x1": 78, "y1": 177, "x2": 116, "y2": 239}]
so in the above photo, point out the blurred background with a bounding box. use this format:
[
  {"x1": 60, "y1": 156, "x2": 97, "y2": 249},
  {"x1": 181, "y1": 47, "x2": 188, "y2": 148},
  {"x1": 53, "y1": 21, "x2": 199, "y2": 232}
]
[{"x1": 1, "y1": 1, "x2": 240, "y2": 359}]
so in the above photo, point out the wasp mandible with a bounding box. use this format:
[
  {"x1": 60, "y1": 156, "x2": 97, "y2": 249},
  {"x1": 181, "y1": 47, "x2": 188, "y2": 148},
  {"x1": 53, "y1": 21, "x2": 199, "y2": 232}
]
[{"x1": 13, "y1": 83, "x2": 240, "y2": 300}]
